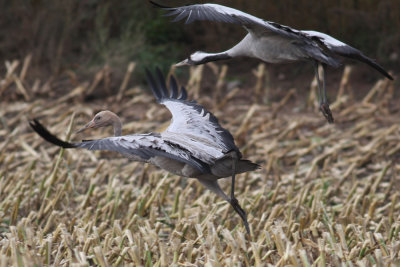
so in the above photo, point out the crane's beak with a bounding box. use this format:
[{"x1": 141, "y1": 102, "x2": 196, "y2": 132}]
[
  {"x1": 174, "y1": 59, "x2": 190, "y2": 67},
  {"x1": 76, "y1": 120, "x2": 96, "y2": 134}
]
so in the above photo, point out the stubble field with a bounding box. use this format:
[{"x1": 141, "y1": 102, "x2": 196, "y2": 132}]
[{"x1": 0, "y1": 59, "x2": 399, "y2": 266}]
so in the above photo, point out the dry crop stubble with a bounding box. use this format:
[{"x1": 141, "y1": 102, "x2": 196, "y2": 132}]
[{"x1": 0, "y1": 59, "x2": 399, "y2": 266}]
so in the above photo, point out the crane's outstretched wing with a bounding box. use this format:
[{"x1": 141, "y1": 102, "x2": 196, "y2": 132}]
[
  {"x1": 29, "y1": 119, "x2": 210, "y2": 173},
  {"x1": 151, "y1": 1, "x2": 306, "y2": 36},
  {"x1": 145, "y1": 68, "x2": 239, "y2": 157},
  {"x1": 302, "y1": 31, "x2": 393, "y2": 80}
]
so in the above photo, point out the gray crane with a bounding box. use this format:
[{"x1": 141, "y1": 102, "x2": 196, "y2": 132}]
[
  {"x1": 151, "y1": 1, "x2": 393, "y2": 123},
  {"x1": 29, "y1": 69, "x2": 259, "y2": 234}
]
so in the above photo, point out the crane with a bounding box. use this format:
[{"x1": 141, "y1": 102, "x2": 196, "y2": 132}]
[
  {"x1": 29, "y1": 68, "x2": 259, "y2": 234},
  {"x1": 151, "y1": 1, "x2": 393, "y2": 123}
]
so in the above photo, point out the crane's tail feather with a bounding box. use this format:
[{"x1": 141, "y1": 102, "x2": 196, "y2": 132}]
[
  {"x1": 29, "y1": 119, "x2": 76, "y2": 148},
  {"x1": 236, "y1": 160, "x2": 260, "y2": 174}
]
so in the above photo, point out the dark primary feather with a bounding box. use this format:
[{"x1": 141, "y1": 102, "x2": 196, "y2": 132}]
[
  {"x1": 156, "y1": 68, "x2": 169, "y2": 98},
  {"x1": 145, "y1": 67, "x2": 189, "y2": 103},
  {"x1": 332, "y1": 46, "x2": 393, "y2": 80},
  {"x1": 29, "y1": 119, "x2": 76, "y2": 148},
  {"x1": 169, "y1": 76, "x2": 179, "y2": 98},
  {"x1": 148, "y1": 0, "x2": 169, "y2": 9},
  {"x1": 145, "y1": 68, "x2": 162, "y2": 102},
  {"x1": 178, "y1": 86, "x2": 187, "y2": 100}
]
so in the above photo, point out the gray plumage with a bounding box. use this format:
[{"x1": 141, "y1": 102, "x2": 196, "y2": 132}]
[
  {"x1": 30, "y1": 68, "x2": 258, "y2": 234},
  {"x1": 152, "y1": 1, "x2": 393, "y2": 123}
]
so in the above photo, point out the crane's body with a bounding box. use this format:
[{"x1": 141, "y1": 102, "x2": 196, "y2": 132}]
[
  {"x1": 30, "y1": 69, "x2": 258, "y2": 233},
  {"x1": 152, "y1": 1, "x2": 393, "y2": 122}
]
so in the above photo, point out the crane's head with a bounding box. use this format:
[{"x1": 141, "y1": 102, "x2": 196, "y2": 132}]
[
  {"x1": 76, "y1": 110, "x2": 120, "y2": 134},
  {"x1": 174, "y1": 51, "x2": 210, "y2": 66}
]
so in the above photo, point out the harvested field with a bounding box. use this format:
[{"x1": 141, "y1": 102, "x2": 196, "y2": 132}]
[{"x1": 0, "y1": 59, "x2": 399, "y2": 266}]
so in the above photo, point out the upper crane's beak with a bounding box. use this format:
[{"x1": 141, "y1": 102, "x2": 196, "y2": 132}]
[
  {"x1": 76, "y1": 120, "x2": 96, "y2": 134},
  {"x1": 174, "y1": 59, "x2": 190, "y2": 67}
]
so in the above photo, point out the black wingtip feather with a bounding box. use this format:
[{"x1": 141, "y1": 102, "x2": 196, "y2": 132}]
[
  {"x1": 331, "y1": 46, "x2": 394, "y2": 80},
  {"x1": 148, "y1": 0, "x2": 171, "y2": 9},
  {"x1": 29, "y1": 119, "x2": 76, "y2": 149},
  {"x1": 155, "y1": 67, "x2": 168, "y2": 98},
  {"x1": 352, "y1": 53, "x2": 393, "y2": 80},
  {"x1": 146, "y1": 67, "x2": 188, "y2": 102},
  {"x1": 145, "y1": 68, "x2": 162, "y2": 102},
  {"x1": 169, "y1": 75, "x2": 178, "y2": 98},
  {"x1": 178, "y1": 86, "x2": 188, "y2": 100}
]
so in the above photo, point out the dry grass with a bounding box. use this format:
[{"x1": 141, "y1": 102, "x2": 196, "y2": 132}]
[{"x1": 0, "y1": 57, "x2": 399, "y2": 266}]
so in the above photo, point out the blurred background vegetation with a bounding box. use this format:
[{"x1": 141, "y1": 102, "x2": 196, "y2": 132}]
[{"x1": 0, "y1": 0, "x2": 398, "y2": 82}]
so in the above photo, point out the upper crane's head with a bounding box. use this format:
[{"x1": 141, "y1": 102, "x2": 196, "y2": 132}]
[
  {"x1": 76, "y1": 110, "x2": 121, "y2": 134},
  {"x1": 174, "y1": 51, "x2": 211, "y2": 66}
]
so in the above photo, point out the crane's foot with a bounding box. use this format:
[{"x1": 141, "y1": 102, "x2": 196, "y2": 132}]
[
  {"x1": 320, "y1": 102, "x2": 334, "y2": 123},
  {"x1": 230, "y1": 198, "x2": 250, "y2": 234}
]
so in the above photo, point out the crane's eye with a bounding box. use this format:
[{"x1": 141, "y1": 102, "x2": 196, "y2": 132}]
[{"x1": 95, "y1": 116, "x2": 101, "y2": 121}]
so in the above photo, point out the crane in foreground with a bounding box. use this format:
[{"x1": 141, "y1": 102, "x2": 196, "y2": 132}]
[
  {"x1": 151, "y1": 1, "x2": 393, "y2": 123},
  {"x1": 29, "y1": 68, "x2": 259, "y2": 234}
]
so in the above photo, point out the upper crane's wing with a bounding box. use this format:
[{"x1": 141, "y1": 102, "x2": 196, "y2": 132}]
[
  {"x1": 145, "y1": 68, "x2": 239, "y2": 159},
  {"x1": 29, "y1": 119, "x2": 211, "y2": 173},
  {"x1": 302, "y1": 31, "x2": 393, "y2": 80},
  {"x1": 150, "y1": 1, "x2": 303, "y2": 39}
]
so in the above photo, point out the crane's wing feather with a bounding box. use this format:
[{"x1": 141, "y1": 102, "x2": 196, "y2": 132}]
[
  {"x1": 151, "y1": 1, "x2": 303, "y2": 39},
  {"x1": 29, "y1": 119, "x2": 210, "y2": 173},
  {"x1": 302, "y1": 31, "x2": 393, "y2": 80},
  {"x1": 145, "y1": 68, "x2": 239, "y2": 157}
]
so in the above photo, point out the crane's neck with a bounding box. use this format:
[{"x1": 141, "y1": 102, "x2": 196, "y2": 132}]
[
  {"x1": 113, "y1": 119, "x2": 122, "y2": 136},
  {"x1": 192, "y1": 51, "x2": 232, "y2": 65},
  {"x1": 195, "y1": 39, "x2": 251, "y2": 64},
  {"x1": 108, "y1": 113, "x2": 122, "y2": 136},
  {"x1": 203, "y1": 52, "x2": 232, "y2": 63}
]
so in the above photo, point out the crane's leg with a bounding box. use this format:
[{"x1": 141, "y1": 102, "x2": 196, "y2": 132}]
[
  {"x1": 198, "y1": 164, "x2": 250, "y2": 234},
  {"x1": 229, "y1": 151, "x2": 250, "y2": 234},
  {"x1": 230, "y1": 196, "x2": 250, "y2": 234},
  {"x1": 230, "y1": 151, "x2": 238, "y2": 201},
  {"x1": 314, "y1": 62, "x2": 334, "y2": 123}
]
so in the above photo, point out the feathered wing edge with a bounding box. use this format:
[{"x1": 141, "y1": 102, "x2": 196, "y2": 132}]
[
  {"x1": 149, "y1": 1, "x2": 239, "y2": 25},
  {"x1": 29, "y1": 119, "x2": 76, "y2": 148},
  {"x1": 334, "y1": 47, "x2": 393, "y2": 80},
  {"x1": 145, "y1": 67, "x2": 187, "y2": 103},
  {"x1": 29, "y1": 119, "x2": 212, "y2": 174}
]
